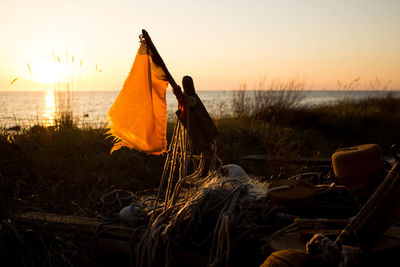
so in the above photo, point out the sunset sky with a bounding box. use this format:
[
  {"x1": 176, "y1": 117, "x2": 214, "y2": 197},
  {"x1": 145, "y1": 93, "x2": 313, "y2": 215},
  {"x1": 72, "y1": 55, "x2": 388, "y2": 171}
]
[{"x1": 1, "y1": 0, "x2": 399, "y2": 91}]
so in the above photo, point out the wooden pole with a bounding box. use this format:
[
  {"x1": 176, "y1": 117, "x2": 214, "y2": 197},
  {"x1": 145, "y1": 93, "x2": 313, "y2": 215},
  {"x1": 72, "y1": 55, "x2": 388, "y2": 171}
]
[
  {"x1": 336, "y1": 161, "x2": 400, "y2": 250},
  {"x1": 141, "y1": 29, "x2": 184, "y2": 105},
  {"x1": 182, "y1": 76, "x2": 219, "y2": 152}
]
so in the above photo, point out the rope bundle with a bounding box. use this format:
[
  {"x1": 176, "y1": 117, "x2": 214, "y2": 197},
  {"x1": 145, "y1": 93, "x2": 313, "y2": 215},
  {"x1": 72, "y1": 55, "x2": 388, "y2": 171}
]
[{"x1": 136, "y1": 173, "x2": 288, "y2": 267}]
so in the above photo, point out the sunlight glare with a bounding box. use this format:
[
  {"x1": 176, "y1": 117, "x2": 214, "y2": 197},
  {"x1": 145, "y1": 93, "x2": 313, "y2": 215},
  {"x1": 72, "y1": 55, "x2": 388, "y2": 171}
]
[
  {"x1": 27, "y1": 54, "x2": 84, "y2": 85},
  {"x1": 34, "y1": 61, "x2": 66, "y2": 84}
]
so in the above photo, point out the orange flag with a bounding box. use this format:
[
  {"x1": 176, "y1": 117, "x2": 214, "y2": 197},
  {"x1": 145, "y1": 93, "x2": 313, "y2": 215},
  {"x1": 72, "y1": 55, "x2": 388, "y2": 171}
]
[{"x1": 108, "y1": 40, "x2": 168, "y2": 154}]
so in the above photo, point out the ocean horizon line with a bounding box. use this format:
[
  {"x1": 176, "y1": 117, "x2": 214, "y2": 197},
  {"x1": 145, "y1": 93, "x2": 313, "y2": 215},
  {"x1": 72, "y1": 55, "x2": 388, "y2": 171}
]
[{"x1": 1, "y1": 88, "x2": 400, "y2": 93}]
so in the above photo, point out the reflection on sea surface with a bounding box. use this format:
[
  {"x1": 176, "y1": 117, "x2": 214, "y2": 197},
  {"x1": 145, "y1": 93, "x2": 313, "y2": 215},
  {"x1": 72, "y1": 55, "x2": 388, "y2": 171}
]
[
  {"x1": 43, "y1": 90, "x2": 56, "y2": 126},
  {"x1": 0, "y1": 90, "x2": 399, "y2": 129}
]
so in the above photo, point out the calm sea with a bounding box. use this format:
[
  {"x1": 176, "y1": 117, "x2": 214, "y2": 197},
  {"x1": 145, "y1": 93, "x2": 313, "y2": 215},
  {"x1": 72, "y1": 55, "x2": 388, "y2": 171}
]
[{"x1": 0, "y1": 90, "x2": 399, "y2": 129}]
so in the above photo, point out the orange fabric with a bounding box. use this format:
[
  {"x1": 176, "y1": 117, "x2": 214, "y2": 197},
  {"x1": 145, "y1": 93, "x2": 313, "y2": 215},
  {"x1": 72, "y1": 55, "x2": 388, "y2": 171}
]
[{"x1": 108, "y1": 41, "x2": 168, "y2": 154}]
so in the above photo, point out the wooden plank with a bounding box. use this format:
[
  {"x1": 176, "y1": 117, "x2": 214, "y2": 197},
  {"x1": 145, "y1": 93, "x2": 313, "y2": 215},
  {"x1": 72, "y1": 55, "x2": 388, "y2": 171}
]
[
  {"x1": 12, "y1": 211, "x2": 147, "y2": 254},
  {"x1": 15, "y1": 211, "x2": 139, "y2": 240},
  {"x1": 17, "y1": 212, "x2": 105, "y2": 227},
  {"x1": 240, "y1": 155, "x2": 331, "y2": 165}
]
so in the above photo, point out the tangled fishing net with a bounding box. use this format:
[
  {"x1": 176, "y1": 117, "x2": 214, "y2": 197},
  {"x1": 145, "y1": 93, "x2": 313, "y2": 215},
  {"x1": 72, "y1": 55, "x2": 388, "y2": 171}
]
[{"x1": 135, "y1": 171, "x2": 294, "y2": 267}]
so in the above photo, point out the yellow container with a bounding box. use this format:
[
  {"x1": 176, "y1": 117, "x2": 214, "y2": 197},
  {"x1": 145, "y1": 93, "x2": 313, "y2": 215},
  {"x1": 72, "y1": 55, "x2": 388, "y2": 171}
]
[{"x1": 332, "y1": 144, "x2": 385, "y2": 198}]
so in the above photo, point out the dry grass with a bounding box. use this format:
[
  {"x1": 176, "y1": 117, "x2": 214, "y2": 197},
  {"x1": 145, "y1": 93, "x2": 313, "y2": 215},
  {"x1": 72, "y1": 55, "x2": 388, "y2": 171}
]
[
  {"x1": 232, "y1": 78, "x2": 305, "y2": 118},
  {"x1": 1, "y1": 86, "x2": 399, "y2": 215}
]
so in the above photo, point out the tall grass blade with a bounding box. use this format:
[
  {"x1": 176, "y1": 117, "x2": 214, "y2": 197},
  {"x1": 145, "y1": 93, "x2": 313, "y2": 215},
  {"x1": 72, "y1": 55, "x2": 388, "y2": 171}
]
[{"x1": 8, "y1": 78, "x2": 19, "y2": 87}]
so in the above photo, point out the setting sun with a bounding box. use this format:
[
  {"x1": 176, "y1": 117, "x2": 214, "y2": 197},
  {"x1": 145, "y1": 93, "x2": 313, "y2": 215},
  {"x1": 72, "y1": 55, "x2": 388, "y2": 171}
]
[
  {"x1": 30, "y1": 60, "x2": 66, "y2": 84},
  {"x1": 26, "y1": 54, "x2": 85, "y2": 86}
]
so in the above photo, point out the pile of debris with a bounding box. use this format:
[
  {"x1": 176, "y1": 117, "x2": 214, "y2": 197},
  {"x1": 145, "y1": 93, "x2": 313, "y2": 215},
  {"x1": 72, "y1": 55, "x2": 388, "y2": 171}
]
[{"x1": 127, "y1": 143, "x2": 400, "y2": 267}]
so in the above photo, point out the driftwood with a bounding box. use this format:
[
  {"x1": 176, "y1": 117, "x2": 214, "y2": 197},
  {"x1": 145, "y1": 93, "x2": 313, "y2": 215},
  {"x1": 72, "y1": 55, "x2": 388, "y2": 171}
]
[
  {"x1": 14, "y1": 211, "x2": 400, "y2": 256},
  {"x1": 12, "y1": 212, "x2": 146, "y2": 255}
]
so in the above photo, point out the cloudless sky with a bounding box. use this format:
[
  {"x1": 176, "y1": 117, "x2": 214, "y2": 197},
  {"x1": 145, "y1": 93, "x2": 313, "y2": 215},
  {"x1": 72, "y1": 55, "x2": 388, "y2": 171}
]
[{"x1": 1, "y1": 0, "x2": 399, "y2": 91}]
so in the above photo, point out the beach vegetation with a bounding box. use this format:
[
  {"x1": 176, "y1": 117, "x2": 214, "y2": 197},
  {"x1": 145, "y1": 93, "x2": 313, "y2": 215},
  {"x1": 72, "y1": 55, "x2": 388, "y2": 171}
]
[{"x1": 1, "y1": 89, "x2": 399, "y2": 216}]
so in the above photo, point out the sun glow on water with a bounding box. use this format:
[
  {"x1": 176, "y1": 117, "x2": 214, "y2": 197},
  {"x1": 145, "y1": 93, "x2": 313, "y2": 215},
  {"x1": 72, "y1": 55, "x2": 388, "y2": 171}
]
[
  {"x1": 43, "y1": 89, "x2": 56, "y2": 126},
  {"x1": 25, "y1": 53, "x2": 90, "y2": 127}
]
